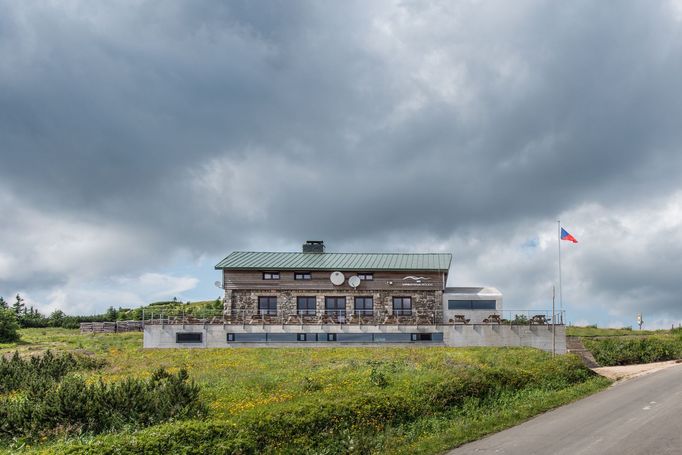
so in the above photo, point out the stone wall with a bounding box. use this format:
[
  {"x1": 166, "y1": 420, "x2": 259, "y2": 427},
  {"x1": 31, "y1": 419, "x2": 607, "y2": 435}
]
[{"x1": 225, "y1": 289, "x2": 442, "y2": 322}]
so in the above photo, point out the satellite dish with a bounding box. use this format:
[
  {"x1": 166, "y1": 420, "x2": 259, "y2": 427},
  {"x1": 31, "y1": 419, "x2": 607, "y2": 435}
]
[
  {"x1": 214, "y1": 281, "x2": 222, "y2": 288},
  {"x1": 348, "y1": 275, "x2": 361, "y2": 288},
  {"x1": 330, "y1": 271, "x2": 345, "y2": 286}
]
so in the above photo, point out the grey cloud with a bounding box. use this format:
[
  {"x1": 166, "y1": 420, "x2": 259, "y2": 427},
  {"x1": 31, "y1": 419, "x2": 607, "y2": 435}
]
[{"x1": 1, "y1": 0, "x2": 682, "y2": 323}]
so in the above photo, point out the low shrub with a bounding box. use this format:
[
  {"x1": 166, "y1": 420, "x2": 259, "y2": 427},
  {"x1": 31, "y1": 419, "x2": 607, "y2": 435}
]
[
  {"x1": 0, "y1": 367, "x2": 206, "y2": 441},
  {"x1": 0, "y1": 350, "x2": 103, "y2": 394},
  {"x1": 48, "y1": 353, "x2": 596, "y2": 454},
  {"x1": 584, "y1": 336, "x2": 682, "y2": 366}
]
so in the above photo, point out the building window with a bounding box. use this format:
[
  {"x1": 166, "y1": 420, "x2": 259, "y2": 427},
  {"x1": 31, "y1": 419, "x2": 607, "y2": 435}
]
[
  {"x1": 227, "y1": 333, "x2": 235, "y2": 342},
  {"x1": 393, "y1": 297, "x2": 412, "y2": 316},
  {"x1": 354, "y1": 296, "x2": 373, "y2": 316},
  {"x1": 176, "y1": 332, "x2": 202, "y2": 343},
  {"x1": 297, "y1": 296, "x2": 317, "y2": 316},
  {"x1": 294, "y1": 272, "x2": 312, "y2": 280},
  {"x1": 263, "y1": 272, "x2": 280, "y2": 280},
  {"x1": 358, "y1": 273, "x2": 373, "y2": 281},
  {"x1": 325, "y1": 296, "x2": 346, "y2": 317},
  {"x1": 447, "y1": 300, "x2": 496, "y2": 310},
  {"x1": 258, "y1": 296, "x2": 278, "y2": 315}
]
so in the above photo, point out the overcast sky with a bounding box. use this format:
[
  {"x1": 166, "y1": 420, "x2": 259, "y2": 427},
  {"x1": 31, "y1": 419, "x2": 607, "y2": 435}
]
[{"x1": 1, "y1": 0, "x2": 682, "y2": 328}]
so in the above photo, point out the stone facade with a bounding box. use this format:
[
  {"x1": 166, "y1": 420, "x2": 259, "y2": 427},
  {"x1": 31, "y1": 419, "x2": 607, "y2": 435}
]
[{"x1": 225, "y1": 289, "x2": 443, "y2": 323}]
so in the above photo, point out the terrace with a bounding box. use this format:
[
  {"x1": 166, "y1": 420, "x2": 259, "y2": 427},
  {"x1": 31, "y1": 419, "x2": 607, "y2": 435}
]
[{"x1": 143, "y1": 308, "x2": 565, "y2": 327}]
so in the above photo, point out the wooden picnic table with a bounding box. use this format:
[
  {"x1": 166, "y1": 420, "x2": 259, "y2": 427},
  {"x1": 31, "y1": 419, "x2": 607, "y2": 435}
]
[
  {"x1": 451, "y1": 314, "x2": 470, "y2": 324},
  {"x1": 285, "y1": 314, "x2": 302, "y2": 324},
  {"x1": 482, "y1": 314, "x2": 502, "y2": 324},
  {"x1": 529, "y1": 314, "x2": 549, "y2": 324}
]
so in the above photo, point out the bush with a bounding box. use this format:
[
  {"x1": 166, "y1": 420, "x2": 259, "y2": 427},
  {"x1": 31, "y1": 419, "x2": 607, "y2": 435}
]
[
  {"x1": 49, "y1": 352, "x2": 597, "y2": 454},
  {"x1": 0, "y1": 366, "x2": 206, "y2": 441},
  {"x1": 0, "y1": 350, "x2": 102, "y2": 394},
  {"x1": 584, "y1": 336, "x2": 682, "y2": 366},
  {"x1": 0, "y1": 308, "x2": 20, "y2": 342}
]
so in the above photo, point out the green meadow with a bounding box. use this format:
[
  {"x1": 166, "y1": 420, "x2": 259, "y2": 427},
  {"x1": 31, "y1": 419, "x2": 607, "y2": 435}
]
[{"x1": 1, "y1": 328, "x2": 610, "y2": 454}]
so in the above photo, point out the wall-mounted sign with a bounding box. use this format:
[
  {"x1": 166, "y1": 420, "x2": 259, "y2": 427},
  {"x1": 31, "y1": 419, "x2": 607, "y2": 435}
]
[{"x1": 402, "y1": 276, "x2": 434, "y2": 286}]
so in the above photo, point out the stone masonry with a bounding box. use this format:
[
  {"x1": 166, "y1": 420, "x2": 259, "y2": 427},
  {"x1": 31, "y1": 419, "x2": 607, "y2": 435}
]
[{"x1": 225, "y1": 289, "x2": 443, "y2": 322}]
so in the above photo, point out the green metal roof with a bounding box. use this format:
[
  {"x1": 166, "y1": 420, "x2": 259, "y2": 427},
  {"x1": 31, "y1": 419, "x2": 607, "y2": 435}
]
[{"x1": 215, "y1": 252, "x2": 452, "y2": 272}]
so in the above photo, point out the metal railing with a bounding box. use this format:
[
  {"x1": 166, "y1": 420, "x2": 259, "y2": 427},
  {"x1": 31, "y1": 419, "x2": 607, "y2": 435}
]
[
  {"x1": 447, "y1": 309, "x2": 565, "y2": 325},
  {"x1": 142, "y1": 308, "x2": 565, "y2": 326},
  {"x1": 143, "y1": 308, "x2": 439, "y2": 326}
]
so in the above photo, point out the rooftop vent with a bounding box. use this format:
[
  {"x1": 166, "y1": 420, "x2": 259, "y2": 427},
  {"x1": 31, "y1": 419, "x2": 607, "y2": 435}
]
[{"x1": 302, "y1": 240, "x2": 325, "y2": 253}]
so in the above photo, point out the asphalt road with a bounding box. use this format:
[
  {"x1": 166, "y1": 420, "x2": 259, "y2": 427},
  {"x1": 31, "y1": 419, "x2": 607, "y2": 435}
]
[{"x1": 448, "y1": 364, "x2": 682, "y2": 455}]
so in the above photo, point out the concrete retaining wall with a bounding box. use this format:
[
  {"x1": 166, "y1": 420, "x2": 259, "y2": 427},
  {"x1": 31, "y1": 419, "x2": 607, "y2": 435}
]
[
  {"x1": 144, "y1": 324, "x2": 565, "y2": 353},
  {"x1": 445, "y1": 324, "x2": 565, "y2": 353}
]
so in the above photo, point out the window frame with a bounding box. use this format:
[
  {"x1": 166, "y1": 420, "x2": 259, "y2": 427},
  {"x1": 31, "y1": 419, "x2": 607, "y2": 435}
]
[
  {"x1": 262, "y1": 271, "x2": 280, "y2": 280},
  {"x1": 325, "y1": 296, "x2": 347, "y2": 316},
  {"x1": 296, "y1": 296, "x2": 317, "y2": 316},
  {"x1": 447, "y1": 300, "x2": 497, "y2": 310},
  {"x1": 358, "y1": 273, "x2": 374, "y2": 281},
  {"x1": 392, "y1": 296, "x2": 412, "y2": 316},
  {"x1": 176, "y1": 332, "x2": 202, "y2": 344},
  {"x1": 294, "y1": 271, "x2": 312, "y2": 280},
  {"x1": 354, "y1": 296, "x2": 374, "y2": 316},
  {"x1": 258, "y1": 296, "x2": 278, "y2": 316}
]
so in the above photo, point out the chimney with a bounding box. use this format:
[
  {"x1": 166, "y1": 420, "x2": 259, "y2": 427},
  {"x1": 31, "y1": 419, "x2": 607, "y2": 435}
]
[{"x1": 302, "y1": 240, "x2": 325, "y2": 253}]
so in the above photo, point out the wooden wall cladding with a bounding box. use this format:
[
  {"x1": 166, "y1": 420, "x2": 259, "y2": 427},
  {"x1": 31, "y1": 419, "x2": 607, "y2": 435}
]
[{"x1": 223, "y1": 270, "x2": 447, "y2": 291}]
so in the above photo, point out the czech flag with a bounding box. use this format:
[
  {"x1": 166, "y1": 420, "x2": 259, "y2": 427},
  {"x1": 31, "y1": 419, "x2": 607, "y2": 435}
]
[{"x1": 561, "y1": 228, "x2": 578, "y2": 243}]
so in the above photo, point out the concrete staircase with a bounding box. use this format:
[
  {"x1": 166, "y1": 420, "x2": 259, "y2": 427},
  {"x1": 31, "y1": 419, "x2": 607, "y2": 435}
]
[{"x1": 567, "y1": 336, "x2": 600, "y2": 368}]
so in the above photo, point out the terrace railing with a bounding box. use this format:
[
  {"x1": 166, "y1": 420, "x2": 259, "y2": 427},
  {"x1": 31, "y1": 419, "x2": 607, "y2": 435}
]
[
  {"x1": 143, "y1": 308, "x2": 440, "y2": 326},
  {"x1": 142, "y1": 308, "x2": 565, "y2": 326},
  {"x1": 447, "y1": 309, "x2": 565, "y2": 325}
]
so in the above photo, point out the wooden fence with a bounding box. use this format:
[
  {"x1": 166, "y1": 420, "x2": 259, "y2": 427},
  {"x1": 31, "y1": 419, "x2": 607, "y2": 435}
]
[{"x1": 79, "y1": 321, "x2": 144, "y2": 334}]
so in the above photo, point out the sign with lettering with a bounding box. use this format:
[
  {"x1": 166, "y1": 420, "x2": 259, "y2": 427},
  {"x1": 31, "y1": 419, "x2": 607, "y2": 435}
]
[{"x1": 401, "y1": 276, "x2": 434, "y2": 287}]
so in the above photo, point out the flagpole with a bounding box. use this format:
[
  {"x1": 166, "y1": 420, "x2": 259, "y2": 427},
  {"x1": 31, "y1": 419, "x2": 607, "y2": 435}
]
[
  {"x1": 557, "y1": 220, "x2": 563, "y2": 324},
  {"x1": 552, "y1": 285, "x2": 556, "y2": 357}
]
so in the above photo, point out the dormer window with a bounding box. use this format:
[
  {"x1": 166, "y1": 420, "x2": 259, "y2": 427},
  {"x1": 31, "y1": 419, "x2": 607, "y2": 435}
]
[
  {"x1": 358, "y1": 273, "x2": 373, "y2": 281},
  {"x1": 263, "y1": 272, "x2": 280, "y2": 280}
]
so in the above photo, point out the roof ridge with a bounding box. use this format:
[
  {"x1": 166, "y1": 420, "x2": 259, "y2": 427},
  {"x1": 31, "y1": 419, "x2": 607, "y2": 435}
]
[{"x1": 229, "y1": 251, "x2": 452, "y2": 255}]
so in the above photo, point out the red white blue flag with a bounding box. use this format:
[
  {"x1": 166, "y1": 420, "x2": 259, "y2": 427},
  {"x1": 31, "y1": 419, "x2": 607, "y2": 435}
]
[{"x1": 561, "y1": 228, "x2": 578, "y2": 243}]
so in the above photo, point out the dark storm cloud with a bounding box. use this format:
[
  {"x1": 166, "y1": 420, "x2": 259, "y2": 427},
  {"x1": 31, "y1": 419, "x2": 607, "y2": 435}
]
[{"x1": 2, "y1": 0, "x2": 682, "y2": 323}]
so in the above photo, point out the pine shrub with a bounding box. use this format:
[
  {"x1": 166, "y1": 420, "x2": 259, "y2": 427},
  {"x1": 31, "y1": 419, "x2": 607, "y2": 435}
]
[{"x1": 0, "y1": 352, "x2": 206, "y2": 441}]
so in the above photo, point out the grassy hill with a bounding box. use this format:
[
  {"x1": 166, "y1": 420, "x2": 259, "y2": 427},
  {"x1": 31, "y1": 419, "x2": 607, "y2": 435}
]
[{"x1": 0, "y1": 328, "x2": 609, "y2": 454}]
